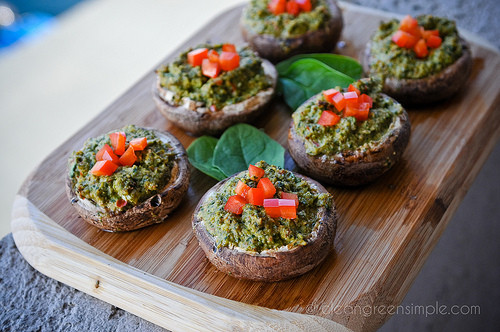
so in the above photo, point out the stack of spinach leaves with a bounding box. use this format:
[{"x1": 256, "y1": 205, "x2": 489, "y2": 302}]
[
  {"x1": 276, "y1": 54, "x2": 363, "y2": 110},
  {"x1": 187, "y1": 124, "x2": 284, "y2": 181}
]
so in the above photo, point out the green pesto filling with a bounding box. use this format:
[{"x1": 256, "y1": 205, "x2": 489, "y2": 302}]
[
  {"x1": 156, "y1": 44, "x2": 270, "y2": 110},
  {"x1": 68, "y1": 125, "x2": 176, "y2": 214},
  {"x1": 242, "y1": 0, "x2": 331, "y2": 38},
  {"x1": 196, "y1": 161, "x2": 332, "y2": 252},
  {"x1": 368, "y1": 15, "x2": 463, "y2": 79},
  {"x1": 292, "y1": 79, "x2": 403, "y2": 156}
]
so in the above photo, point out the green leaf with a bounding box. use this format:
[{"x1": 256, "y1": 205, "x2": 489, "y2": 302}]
[
  {"x1": 279, "y1": 77, "x2": 308, "y2": 111},
  {"x1": 187, "y1": 136, "x2": 226, "y2": 181},
  {"x1": 276, "y1": 53, "x2": 363, "y2": 80},
  {"x1": 213, "y1": 124, "x2": 285, "y2": 176},
  {"x1": 278, "y1": 58, "x2": 356, "y2": 110}
]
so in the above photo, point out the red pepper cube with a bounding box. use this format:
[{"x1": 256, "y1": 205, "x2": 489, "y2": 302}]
[
  {"x1": 426, "y1": 35, "x2": 442, "y2": 48},
  {"x1": 90, "y1": 160, "x2": 118, "y2": 176},
  {"x1": 413, "y1": 38, "x2": 429, "y2": 58},
  {"x1": 421, "y1": 28, "x2": 439, "y2": 40},
  {"x1": 263, "y1": 199, "x2": 281, "y2": 218},
  {"x1": 219, "y1": 51, "x2": 240, "y2": 71},
  {"x1": 399, "y1": 15, "x2": 420, "y2": 38},
  {"x1": 279, "y1": 199, "x2": 297, "y2": 219},
  {"x1": 101, "y1": 147, "x2": 120, "y2": 164},
  {"x1": 331, "y1": 92, "x2": 346, "y2": 111},
  {"x1": 356, "y1": 106, "x2": 370, "y2": 121},
  {"x1": 348, "y1": 84, "x2": 361, "y2": 96},
  {"x1": 257, "y1": 177, "x2": 276, "y2": 198},
  {"x1": 119, "y1": 146, "x2": 137, "y2": 166},
  {"x1": 358, "y1": 94, "x2": 373, "y2": 108},
  {"x1": 280, "y1": 192, "x2": 299, "y2": 206},
  {"x1": 286, "y1": 0, "x2": 300, "y2": 16},
  {"x1": 96, "y1": 144, "x2": 115, "y2": 161},
  {"x1": 235, "y1": 180, "x2": 251, "y2": 199},
  {"x1": 392, "y1": 30, "x2": 418, "y2": 48},
  {"x1": 222, "y1": 44, "x2": 237, "y2": 53},
  {"x1": 295, "y1": 0, "x2": 312, "y2": 12},
  {"x1": 207, "y1": 49, "x2": 219, "y2": 63},
  {"x1": 224, "y1": 195, "x2": 247, "y2": 215},
  {"x1": 247, "y1": 188, "x2": 265, "y2": 206},
  {"x1": 129, "y1": 137, "x2": 147, "y2": 151},
  {"x1": 187, "y1": 48, "x2": 208, "y2": 67},
  {"x1": 343, "y1": 91, "x2": 359, "y2": 106},
  {"x1": 248, "y1": 164, "x2": 265, "y2": 180},
  {"x1": 318, "y1": 110, "x2": 341, "y2": 127},
  {"x1": 323, "y1": 88, "x2": 339, "y2": 104},
  {"x1": 109, "y1": 132, "x2": 126, "y2": 155},
  {"x1": 116, "y1": 199, "x2": 127, "y2": 208},
  {"x1": 268, "y1": 0, "x2": 286, "y2": 15},
  {"x1": 202, "y1": 58, "x2": 221, "y2": 78}
]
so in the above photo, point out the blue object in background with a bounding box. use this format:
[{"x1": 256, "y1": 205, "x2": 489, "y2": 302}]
[{"x1": 0, "y1": 0, "x2": 85, "y2": 49}]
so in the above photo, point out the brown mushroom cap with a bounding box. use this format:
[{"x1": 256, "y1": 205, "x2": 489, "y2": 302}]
[
  {"x1": 153, "y1": 59, "x2": 277, "y2": 136},
  {"x1": 363, "y1": 38, "x2": 472, "y2": 105},
  {"x1": 192, "y1": 172, "x2": 337, "y2": 282},
  {"x1": 288, "y1": 94, "x2": 411, "y2": 187},
  {"x1": 240, "y1": 0, "x2": 344, "y2": 62},
  {"x1": 66, "y1": 127, "x2": 190, "y2": 232}
]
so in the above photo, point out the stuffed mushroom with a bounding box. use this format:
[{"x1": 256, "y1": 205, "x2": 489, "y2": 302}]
[
  {"x1": 240, "y1": 0, "x2": 343, "y2": 62},
  {"x1": 288, "y1": 78, "x2": 411, "y2": 186},
  {"x1": 66, "y1": 125, "x2": 190, "y2": 232},
  {"x1": 192, "y1": 161, "x2": 337, "y2": 281},
  {"x1": 363, "y1": 14, "x2": 472, "y2": 105},
  {"x1": 154, "y1": 43, "x2": 277, "y2": 136}
]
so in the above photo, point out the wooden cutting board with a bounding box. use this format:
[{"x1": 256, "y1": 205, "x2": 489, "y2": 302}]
[{"x1": 11, "y1": 2, "x2": 500, "y2": 332}]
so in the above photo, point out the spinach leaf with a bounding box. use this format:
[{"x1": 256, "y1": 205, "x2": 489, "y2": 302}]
[
  {"x1": 276, "y1": 53, "x2": 363, "y2": 80},
  {"x1": 213, "y1": 124, "x2": 285, "y2": 177},
  {"x1": 187, "y1": 136, "x2": 226, "y2": 181},
  {"x1": 278, "y1": 58, "x2": 356, "y2": 110}
]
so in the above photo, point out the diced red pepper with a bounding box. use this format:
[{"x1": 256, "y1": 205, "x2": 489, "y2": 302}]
[
  {"x1": 187, "y1": 48, "x2": 208, "y2": 67},
  {"x1": 318, "y1": 110, "x2": 340, "y2": 127},
  {"x1": 222, "y1": 44, "x2": 237, "y2": 53},
  {"x1": 129, "y1": 137, "x2": 147, "y2": 151},
  {"x1": 421, "y1": 28, "x2": 439, "y2": 40},
  {"x1": 332, "y1": 92, "x2": 346, "y2": 111},
  {"x1": 101, "y1": 147, "x2": 119, "y2": 164},
  {"x1": 247, "y1": 188, "x2": 265, "y2": 206},
  {"x1": 119, "y1": 146, "x2": 137, "y2": 166},
  {"x1": 358, "y1": 94, "x2": 373, "y2": 108},
  {"x1": 295, "y1": 0, "x2": 312, "y2": 12},
  {"x1": 235, "y1": 180, "x2": 251, "y2": 199},
  {"x1": 90, "y1": 160, "x2": 118, "y2": 176},
  {"x1": 207, "y1": 49, "x2": 219, "y2": 63},
  {"x1": 343, "y1": 91, "x2": 359, "y2": 106},
  {"x1": 116, "y1": 199, "x2": 127, "y2": 208},
  {"x1": 268, "y1": 0, "x2": 286, "y2": 15},
  {"x1": 248, "y1": 164, "x2": 265, "y2": 180},
  {"x1": 257, "y1": 177, "x2": 276, "y2": 199},
  {"x1": 399, "y1": 15, "x2": 420, "y2": 38},
  {"x1": 96, "y1": 144, "x2": 115, "y2": 161},
  {"x1": 109, "y1": 131, "x2": 126, "y2": 155},
  {"x1": 280, "y1": 192, "x2": 299, "y2": 206},
  {"x1": 413, "y1": 38, "x2": 429, "y2": 58},
  {"x1": 202, "y1": 58, "x2": 221, "y2": 78},
  {"x1": 392, "y1": 30, "x2": 418, "y2": 48},
  {"x1": 263, "y1": 199, "x2": 281, "y2": 218},
  {"x1": 219, "y1": 51, "x2": 240, "y2": 71},
  {"x1": 345, "y1": 104, "x2": 369, "y2": 122},
  {"x1": 286, "y1": 0, "x2": 300, "y2": 16},
  {"x1": 224, "y1": 195, "x2": 247, "y2": 215},
  {"x1": 323, "y1": 88, "x2": 339, "y2": 104},
  {"x1": 426, "y1": 35, "x2": 442, "y2": 48},
  {"x1": 279, "y1": 199, "x2": 297, "y2": 219},
  {"x1": 348, "y1": 84, "x2": 361, "y2": 96}
]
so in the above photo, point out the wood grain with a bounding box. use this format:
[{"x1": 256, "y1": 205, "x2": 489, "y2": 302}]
[{"x1": 11, "y1": 2, "x2": 500, "y2": 332}]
